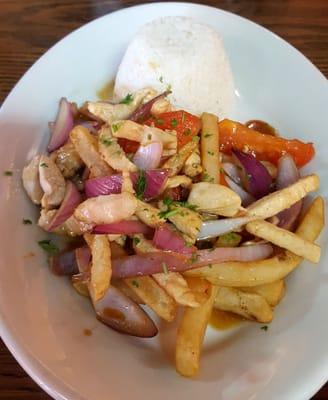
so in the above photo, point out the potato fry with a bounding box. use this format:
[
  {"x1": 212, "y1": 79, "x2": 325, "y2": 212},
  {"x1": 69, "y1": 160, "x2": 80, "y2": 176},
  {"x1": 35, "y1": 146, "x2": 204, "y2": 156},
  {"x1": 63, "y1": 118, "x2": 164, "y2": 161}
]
[
  {"x1": 112, "y1": 279, "x2": 144, "y2": 304},
  {"x1": 184, "y1": 197, "x2": 324, "y2": 286},
  {"x1": 246, "y1": 219, "x2": 321, "y2": 263},
  {"x1": 184, "y1": 277, "x2": 212, "y2": 305},
  {"x1": 125, "y1": 276, "x2": 177, "y2": 322},
  {"x1": 201, "y1": 112, "x2": 219, "y2": 183},
  {"x1": 98, "y1": 126, "x2": 137, "y2": 172},
  {"x1": 240, "y1": 280, "x2": 285, "y2": 306},
  {"x1": 164, "y1": 175, "x2": 192, "y2": 190},
  {"x1": 88, "y1": 235, "x2": 112, "y2": 302},
  {"x1": 214, "y1": 287, "x2": 273, "y2": 323},
  {"x1": 162, "y1": 140, "x2": 198, "y2": 176},
  {"x1": 70, "y1": 125, "x2": 112, "y2": 177},
  {"x1": 246, "y1": 175, "x2": 320, "y2": 219},
  {"x1": 176, "y1": 283, "x2": 218, "y2": 377}
]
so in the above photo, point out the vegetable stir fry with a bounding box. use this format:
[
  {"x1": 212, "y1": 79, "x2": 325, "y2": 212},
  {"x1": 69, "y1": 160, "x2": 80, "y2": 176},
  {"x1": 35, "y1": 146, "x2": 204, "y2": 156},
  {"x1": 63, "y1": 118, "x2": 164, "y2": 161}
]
[{"x1": 22, "y1": 88, "x2": 323, "y2": 377}]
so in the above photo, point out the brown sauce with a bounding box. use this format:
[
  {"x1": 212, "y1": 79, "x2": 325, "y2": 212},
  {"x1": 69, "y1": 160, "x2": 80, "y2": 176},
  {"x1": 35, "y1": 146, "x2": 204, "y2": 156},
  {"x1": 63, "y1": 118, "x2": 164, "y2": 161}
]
[
  {"x1": 103, "y1": 307, "x2": 126, "y2": 321},
  {"x1": 97, "y1": 80, "x2": 115, "y2": 101},
  {"x1": 83, "y1": 328, "x2": 92, "y2": 336},
  {"x1": 209, "y1": 309, "x2": 243, "y2": 330},
  {"x1": 245, "y1": 119, "x2": 277, "y2": 136}
]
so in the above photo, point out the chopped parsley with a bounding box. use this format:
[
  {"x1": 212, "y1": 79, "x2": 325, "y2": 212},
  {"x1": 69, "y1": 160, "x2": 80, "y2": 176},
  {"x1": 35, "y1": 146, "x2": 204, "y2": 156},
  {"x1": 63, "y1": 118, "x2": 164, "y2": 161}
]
[
  {"x1": 23, "y1": 218, "x2": 32, "y2": 225},
  {"x1": 101, "y1": 137, "x2": 113, "y2": 146},
  {"x1": 163, "y1": 197, "x2": 174, "y2": 207},
  {"x1": 131, "y1": 280, "x2": 139, "y2": 288},
  {"x1": 162, "y1": 262, "x2": 169, "y2": 275},
  {"x1": 147, "y1": 133, "x2": 152, "y2": 140},
  {"x1": 40, "y1": 163, "x2": 48, "y2": 168},
  {"x1": 133, "y1": 237, "x2": 141, "y2": 246},
  {"x1": 135, "y1": 170, "x2": 146, "y2": 200},
  {"x1": 203, "y1": 172, "x2": 214, "y2": 183},
  {"x1": 261, "y1": 325, "x2": 268, "y2": 331},
  {"x1": 166, "y1": 83, "x2": 172, "y2": 92},
  {"x1": 216, "y1": 232, "x2": 241, "y2": 248},
  {"x1": 204, "y1": 133, "x2": 212, "y2": 138},
  {"x1": 119, "y1": 93, "x2": 133, "y2": 105},
  {"x1": 156, "y1": 118, "x2": 164, "y2": 125},
  {"x1": 208, "y1": 264, "x2": 213, "y2": 269},
  {"x1": 111, "y1": 122, "x2": 122, "y2": 133},
  {"x1": 190, "y1": 253, "x2": 199, "y2": 263},
  {"x1": 4, "y1": 170, "x2": 13, "y2": 176},
  {"x1": 207, "y1": 151, "x2": 215, "y2": 156},
  {"x1": 183, "y1": 128, "x2": 192, "y2": 136},
  {"x1": 38, "y1": 239, "x2": 59, "y2": 255},
  {"x1": 192, "y1": 136, "x2": 200, "y2": 143},
  {"x1": 158, "y1": 208, "x2": 180, "y2": 219},
  {"x1": 159, "y1": 76, "x2": 164, "y2": 83},
  {"x1": 171, "y1": 118, "x2": 178, "y2": 128}
]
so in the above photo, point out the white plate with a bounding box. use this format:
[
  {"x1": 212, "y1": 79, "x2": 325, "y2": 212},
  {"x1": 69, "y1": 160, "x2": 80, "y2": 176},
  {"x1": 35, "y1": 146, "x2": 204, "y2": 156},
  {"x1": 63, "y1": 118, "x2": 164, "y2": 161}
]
[{"x1": 0, "y1": 3, "x2": 327, "y2": 400}]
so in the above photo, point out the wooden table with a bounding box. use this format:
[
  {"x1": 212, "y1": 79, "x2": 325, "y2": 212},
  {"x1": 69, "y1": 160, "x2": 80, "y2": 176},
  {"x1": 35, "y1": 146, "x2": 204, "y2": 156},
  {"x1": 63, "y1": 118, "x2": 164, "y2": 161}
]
[{"x1": 0, "y1": 0, "x2": 327, "y2": 398}]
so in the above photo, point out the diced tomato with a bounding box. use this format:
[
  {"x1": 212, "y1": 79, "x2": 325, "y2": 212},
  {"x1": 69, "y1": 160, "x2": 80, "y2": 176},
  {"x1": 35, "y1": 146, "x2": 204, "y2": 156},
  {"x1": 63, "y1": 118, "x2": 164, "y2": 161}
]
[
  {"x1": 219, "y1": 172, "x2": 228, "y2": 186},
  {"x1": 117, "y1": 138, "x2": 139, "y2": 154},
  {"x1": 144, "y1": 110, "x2": 201, "y2": 149},
  {"x1": 219, "y1": 119, "x2": 315, "y2": 167}
]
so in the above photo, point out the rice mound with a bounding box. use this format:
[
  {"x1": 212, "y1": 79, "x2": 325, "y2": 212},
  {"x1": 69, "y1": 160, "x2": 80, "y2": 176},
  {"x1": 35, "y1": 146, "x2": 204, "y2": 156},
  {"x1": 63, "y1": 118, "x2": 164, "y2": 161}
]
[{"x1": 114, "y1": 16, "x2": 235, "y2": 117}]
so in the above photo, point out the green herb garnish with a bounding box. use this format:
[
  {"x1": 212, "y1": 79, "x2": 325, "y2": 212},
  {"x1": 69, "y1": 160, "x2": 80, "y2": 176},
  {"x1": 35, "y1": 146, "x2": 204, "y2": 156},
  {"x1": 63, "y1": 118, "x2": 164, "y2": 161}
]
[
  {"x1": 207, "y1": 151, "x2": 214, "y2": 156},
  {"x1": 23, "y1": 219, "x2": 32, "y2": 225},
  {"x1": 203, "y1": 172, "x2": 214, "y2": 183},
  {"x1": 204, "y1": 133, "x2": 212, "y2": 138},
  {"x1": 131, "y1": 280, "x2": 139, "y2": 288},
  {"x1": 101, "y1": 137, "x2": 113, "y2": 146},
  {"x1": 171, "y1": 118, "x2": 178, "y2": 128},
  {"x1": 38, "y1": 239, "x2": 59, "y2": 255},
  {"x1": 135, "y1": 170, "x2": 146, "y2": 200},
  {"x1": 156, "y1": 118, "x2": 164, "y2": 125},
  {"x1": 158, "y1": 209, "x2": 180, "y2": 219},
  {"x1": 40, "y1": 163, "x2": 48, "y2": 168},
  {"x1": 261, "y1": 325, "x2": 268, "y2": 331},
  {"x1": 183, "y1": 128, "x2": 192, "y2": 136},
  {"x1": 111, "y1": 122, "x2": 122, "y2": 133},
  {"x1": 159, "y1": 76, "x2": 164, "y2": 83},
  {"x1": 190, "y1": 253, "x2": 199, "y2": 263},
  {"x1": 147, "y1": 133, "x2": 152, "y2": 140},
  {"x1": 119, "y1": 93, "x2": 133, "y2": 105},
  {"x1": 162, "y1": 262, "x2": 169, "y2": 275},
  {"x1": 216, "y1": 232, "x2": 242, "y2": 248},
  {"x1": 4, "y1": 170, "x2": 13, "y2": 176},
  {"x1": 208, "y1": 264, "x2": 213, "y2": 269},
  {"x1": 192, "y1": 136, "x2": 200, "y2": 143},
  {"x1": 133, "y1": 237, "x2": 141, "y2": 246}
]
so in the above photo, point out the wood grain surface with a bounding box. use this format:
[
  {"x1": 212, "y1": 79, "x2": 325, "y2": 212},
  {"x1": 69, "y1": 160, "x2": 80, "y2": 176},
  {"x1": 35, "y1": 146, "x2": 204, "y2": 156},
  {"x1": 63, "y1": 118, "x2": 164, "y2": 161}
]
[{"x1": 0, "y1": 0, "x2": 327, "y2": 399}]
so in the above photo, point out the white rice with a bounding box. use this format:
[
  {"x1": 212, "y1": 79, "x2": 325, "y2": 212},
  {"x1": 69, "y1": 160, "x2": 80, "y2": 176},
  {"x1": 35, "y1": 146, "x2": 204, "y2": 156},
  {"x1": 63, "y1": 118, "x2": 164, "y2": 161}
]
[{"x1": 114, "y1": 16, "x2": 235, "y2": 117}]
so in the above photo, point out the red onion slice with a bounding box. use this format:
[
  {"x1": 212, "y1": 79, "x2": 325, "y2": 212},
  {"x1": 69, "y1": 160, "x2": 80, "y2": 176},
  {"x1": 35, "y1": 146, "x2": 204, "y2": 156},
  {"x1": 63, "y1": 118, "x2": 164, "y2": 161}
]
[
  {"x1": 153, "y1": 224, "x2": 195, "y2": 254},
  {"x1": 93, "y1": 220, "x2": 153, "y2": 236},
  {"x1": 111, "y1": 244, "x2": 273, "y2": 278},
  {"x1": 232, "y1": 150, "x2": 272, "y2": 199},
  {"x1": 276, "y1": 154, "x2": 302, "y2": 230},
  {"x1": 133, "y1": 142, "x2": 163, "y2": 170},
  {"x1": 49, "y1": 250, "x2": 79, "y2": 276},
  {"x1": 131, "y1": 169, "x2": 170, "y2": 200},
  {"x1": 129, "y1": 91, "x2": 170, "y2": 122},
  {"x1": 225, "y1": 176, "x2": 255, "y2": 206},
  {"x1": 48, "y1": 181, "x2": 82, "y2": 231},
  {"x1": 48, "y1": 98, "x2": 74, "y2": 152},
  {"x1": 94, "y1": 286, "x2": 158, "y2": 337},
  {"x1": 85, "y1": 175, "x2": 123, "y2": 198}
]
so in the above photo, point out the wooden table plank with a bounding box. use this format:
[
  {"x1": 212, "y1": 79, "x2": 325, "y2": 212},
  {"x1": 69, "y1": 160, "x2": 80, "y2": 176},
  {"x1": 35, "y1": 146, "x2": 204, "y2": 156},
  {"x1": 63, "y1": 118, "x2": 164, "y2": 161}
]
[{"x1": 0, "y1": 0, "x2": 327, "y2": 398}]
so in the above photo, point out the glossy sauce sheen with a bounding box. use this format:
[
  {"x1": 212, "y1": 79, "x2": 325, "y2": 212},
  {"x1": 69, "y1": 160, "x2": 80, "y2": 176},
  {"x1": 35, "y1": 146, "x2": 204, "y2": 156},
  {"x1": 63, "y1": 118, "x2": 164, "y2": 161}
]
[
  {"x1": 97, "y1": 80, "x2": 115, "y2": 101},
  {"x1": 245, "y1": 120, "x2": 277, "y2": 136},
  {"x1": 83, "y1": 328, "x2": 92, "y2": 336},
  {"x1": 209, "y1": 309, "x2": 243, "y2": 330},
  {"x1": 103, "y1": 307, "x2": 126, "y2": 321}
]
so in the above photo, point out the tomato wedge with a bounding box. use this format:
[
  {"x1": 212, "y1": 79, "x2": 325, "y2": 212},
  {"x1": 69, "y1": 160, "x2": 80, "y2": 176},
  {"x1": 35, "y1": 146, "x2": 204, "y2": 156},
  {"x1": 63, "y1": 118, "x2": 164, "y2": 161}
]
[
  {"x1": 144, "y1": 110, "x2": 201, "y2": 149},
  {"x1": 118, "y1": 138, "x2": 139, "y2": 154},
  {"x1": 219, "y1": 119, "x2": 315, "y2": 167}
]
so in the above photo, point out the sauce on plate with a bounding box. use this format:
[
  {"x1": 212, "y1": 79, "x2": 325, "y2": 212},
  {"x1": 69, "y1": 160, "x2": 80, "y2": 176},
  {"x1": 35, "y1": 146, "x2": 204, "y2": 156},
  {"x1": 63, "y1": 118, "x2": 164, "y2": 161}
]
[
  {"x1": 97, "y1": 80, "x2": 115, "y2": 101},
  {"x1": 209, "y1": 309, "x2": 243, "y2": 330}
]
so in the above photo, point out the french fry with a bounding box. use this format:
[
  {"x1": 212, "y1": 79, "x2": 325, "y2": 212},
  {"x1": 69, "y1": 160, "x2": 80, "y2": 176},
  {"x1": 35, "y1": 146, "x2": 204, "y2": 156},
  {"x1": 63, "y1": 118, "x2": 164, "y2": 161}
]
[
  {"x1": 201, "y1": 112, "x2": 219, "y2": 183},
  {"x1": 111, "y1": 279, "x2": 144, "y2": 304},
  {"x1": 88, "y1": 235, "x2": 112, "y2": 302},
  {"x1": 125, "y1": 276, "x2": 177, "y2": 322},
  {"x1": 214, "y1": 287, "x2": 273, "y2": 323},
  {"x1": 164, "y1": 175, "x2": 192, "y2": 190},
  {"x1": 246, "y1": 175, "x2": 319, "y2": 219},
  {"x1": 183, "y1": 149, "x2": 202, "y2": 178},
  {"x1": 184, "y1": 277, "x2": 211, "y2": 305},
  {"x1": 162, "y1": 140, "x2": 198, "y2": 176},
  {"x1": 70, "y1": 125, "x2": 112, "y2": 177},
  {"x1": 240, "y1": 280, "x2": 285, "y2": 307},
  {"x1": 184, "y1": 197, "x2": 324, "y2": 286},
  {"x1": 176, "y1": 283, "x2": 218, "y2": 377},
  {"x1": 246, "y1": 219, "x2": 321, "y2": 263}
]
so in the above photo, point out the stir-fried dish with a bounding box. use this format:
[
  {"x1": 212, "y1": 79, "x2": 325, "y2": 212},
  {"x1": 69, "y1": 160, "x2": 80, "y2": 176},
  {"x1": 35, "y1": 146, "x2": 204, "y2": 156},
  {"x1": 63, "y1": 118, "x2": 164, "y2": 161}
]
[{"x1": 21, "y1": 86, "x2": 323, "y2": 377}]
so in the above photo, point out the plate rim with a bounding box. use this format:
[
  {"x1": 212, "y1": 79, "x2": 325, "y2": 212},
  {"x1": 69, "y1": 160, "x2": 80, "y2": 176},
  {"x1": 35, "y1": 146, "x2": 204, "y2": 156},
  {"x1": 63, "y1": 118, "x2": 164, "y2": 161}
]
[{"x1": 0, "y1": 2, "x2": 327, "y2": 400}]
